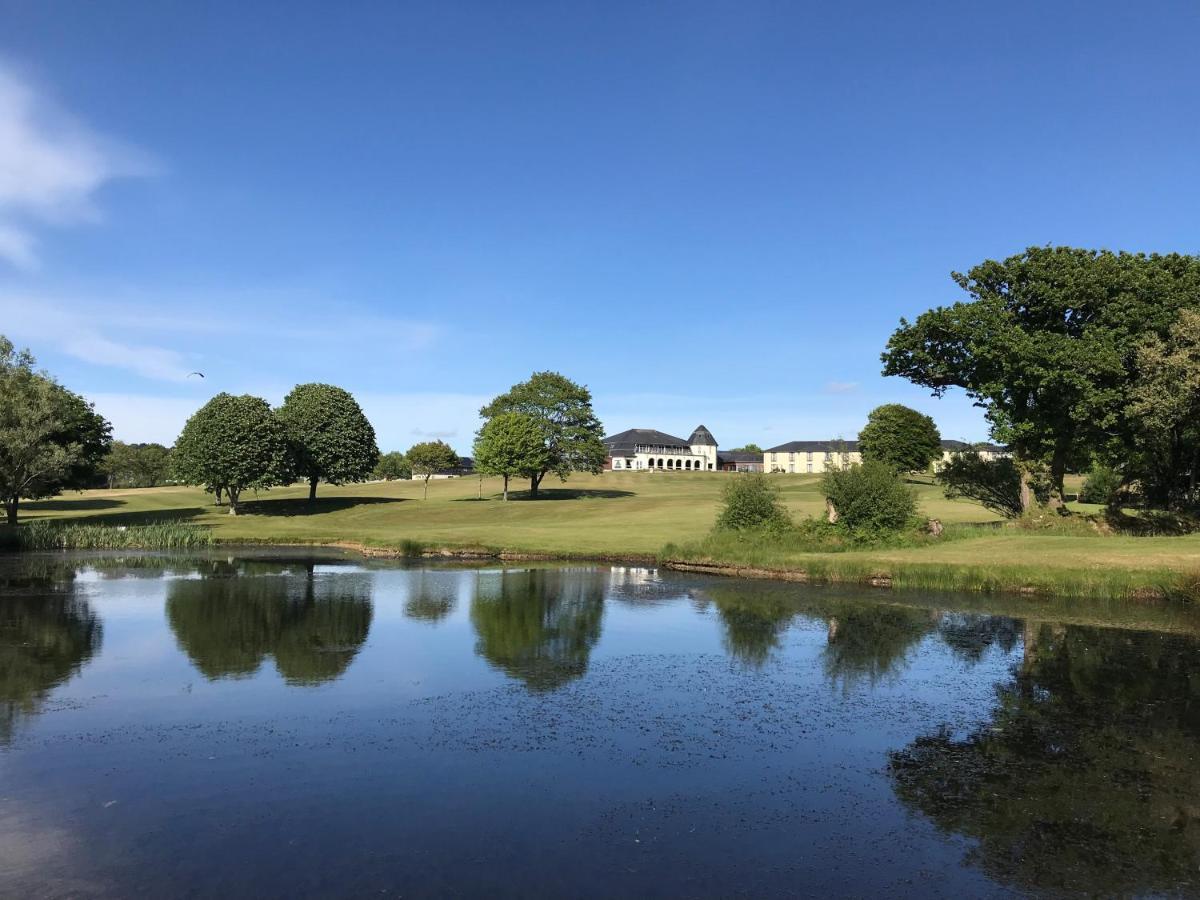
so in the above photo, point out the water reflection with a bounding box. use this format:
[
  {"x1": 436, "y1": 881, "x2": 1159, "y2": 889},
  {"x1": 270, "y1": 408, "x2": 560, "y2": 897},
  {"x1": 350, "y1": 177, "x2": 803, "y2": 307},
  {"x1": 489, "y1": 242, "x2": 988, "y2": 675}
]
[
  {"x1": 704, "y1": 587, "x2": 796, "y2": 667},
  {"x1": 890, "y1": 624, "x2": 1200, "y2": 896},
  {"x1": 403, "y1": 571, "x2": 458, "y2": 623},
  {"x1": 823, "y1": 604, "x2": 932, "y2": 689},
  {"x1": 0, "y1": 568, "x2": 101, "y2": 743},
  {"x1": 470, "y1": 568, "x2": 605, "y2": 691},
  {"x1": 166, "y1": 563, "x2": 373, "y2": 686}
]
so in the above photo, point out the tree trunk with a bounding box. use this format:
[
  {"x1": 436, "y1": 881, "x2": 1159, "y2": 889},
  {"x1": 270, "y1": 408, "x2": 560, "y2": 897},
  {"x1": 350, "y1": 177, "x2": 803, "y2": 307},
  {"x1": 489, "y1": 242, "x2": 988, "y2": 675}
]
[
  {"x1": 228, "y1": 489, "x2": 239, "y2": 515},
  {"x1": 5, "y1": 498, "x2": 17, "y2": 527},
  {"x1": 1019, "y1": 468, "x2": 1035, "y2": 515},
  {"x1": 503, "y1": 474, "x2": 509, "y2": 501},
  {"x1": 1048, "y1": 446, "x2": 1068, "y2": 512},
  {"x1": 308, "y1": 476, "x2": 319, "y2": 502},
  {"x1": 530, "y1": 471, "x2": 543, "y2": 499},
  {"x1": 478, "y1": 476, "x2": 483, "y2": 500},
  {"x1": 214, "y1": 486, "x2": 223, "y2": 505},
  {"x1": 825, "y1": 497, "x2": 839, "y2": 524},
  {"x1": 423, "y1": 476, "x2": 430, "y2": 500}
]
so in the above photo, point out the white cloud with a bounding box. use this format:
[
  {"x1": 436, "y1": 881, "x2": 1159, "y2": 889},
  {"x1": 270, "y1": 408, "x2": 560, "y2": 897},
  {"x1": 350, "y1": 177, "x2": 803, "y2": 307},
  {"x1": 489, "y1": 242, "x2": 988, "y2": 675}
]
[
  {"x1": 0, "y1": 62, "x2": 155, "y2": 268},
  {"x1": 0, "y1": 296, "x2": 195, "y2": 381},
  {"x1": 823, "y1": 380, "x2": 859, "y2": 394},
  {"x1": 88, "y1": 393, "x2": 201, "y2": 444}
]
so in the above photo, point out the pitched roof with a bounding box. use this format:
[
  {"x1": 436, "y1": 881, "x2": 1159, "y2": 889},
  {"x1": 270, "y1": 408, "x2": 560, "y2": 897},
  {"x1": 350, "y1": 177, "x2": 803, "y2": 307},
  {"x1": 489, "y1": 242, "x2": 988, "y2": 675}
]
[
  {"x1": 688, "y1": 425, "x2": 718, "y2": 447},
  {"x1": 765, "y1": 440, "x2": 860, "y2": 453},
  {"x1": 718, "y1": 450, "x2": 762, "y2": 463},
  {"x1": 603, "y1": 428, "x2": 690, "y2": 454}
]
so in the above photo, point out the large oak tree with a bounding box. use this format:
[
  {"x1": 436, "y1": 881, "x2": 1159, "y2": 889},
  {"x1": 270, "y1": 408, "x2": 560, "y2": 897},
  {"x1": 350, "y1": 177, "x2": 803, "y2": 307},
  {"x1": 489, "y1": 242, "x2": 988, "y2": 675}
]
[{"x1": 478, "y1": 371, "x2": 606, "y2": 499}]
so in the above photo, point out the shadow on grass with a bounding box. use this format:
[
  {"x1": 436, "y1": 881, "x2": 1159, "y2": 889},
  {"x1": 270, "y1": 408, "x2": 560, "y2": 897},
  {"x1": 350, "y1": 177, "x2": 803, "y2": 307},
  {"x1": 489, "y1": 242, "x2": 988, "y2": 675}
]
[
  {"x1": 239, "y1": 496, "x2": 409, "y2": 517},
  {"x1": 1104, "y1": 508, "x2": 1200, "y2": 536},
  {"x1": 498, "y1": 489, "x2": 635, "y2": 501},
  {"x1": 24, "y1": 497, "x2": 126, "y2": 512}
]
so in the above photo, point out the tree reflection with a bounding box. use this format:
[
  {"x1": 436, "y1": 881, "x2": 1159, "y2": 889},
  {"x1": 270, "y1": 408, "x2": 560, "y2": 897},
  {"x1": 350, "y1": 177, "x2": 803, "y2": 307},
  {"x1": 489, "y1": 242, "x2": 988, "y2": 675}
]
[
  {"x1": 167, "y1": 564, "x2": 372, "y2": 685},
  {"x1": 822, "y1": 603, "x2": 932, "y2": 689},
  {"x1": 470, "y1": 569, "x2": 605, "y2": 691},
  {"x1": 889, "y1": 624, "x2": 1200, "y2": 896},
  {"x1": 404, "y1": 571, "x2": 457, "y2": 623},
  {"x1": 705, "y1": 588, "x2": 797, "y2": 667},
  {"x1": 0, "y1": 570, "x2": 101, "y2": 743}
]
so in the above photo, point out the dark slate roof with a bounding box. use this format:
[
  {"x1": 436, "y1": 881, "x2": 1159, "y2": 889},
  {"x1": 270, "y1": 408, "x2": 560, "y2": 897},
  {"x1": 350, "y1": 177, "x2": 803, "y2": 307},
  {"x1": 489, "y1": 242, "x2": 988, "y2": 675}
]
[
  {"x1": 765, "y1": 440, "x2": 860, "y2": 453},
  {"x1": 718, "y1": 450, "x2": 763, "y2": 463},
  {"x1": 940, "y1": 440, "x2": 1008, "y2": 452},
  {"x1": 688, "y1": 425, "x2": 718, "y2": 447},
  {"x1": 603, "y1": 428, "x2": 689, "y2": 454}
]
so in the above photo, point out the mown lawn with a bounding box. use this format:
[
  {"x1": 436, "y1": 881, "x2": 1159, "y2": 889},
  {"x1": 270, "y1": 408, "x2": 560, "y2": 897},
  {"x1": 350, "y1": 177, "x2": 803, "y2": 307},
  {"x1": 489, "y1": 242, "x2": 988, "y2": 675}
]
[{"x1": 16, "y1": 471, "x2": 1200, "y2": 588}]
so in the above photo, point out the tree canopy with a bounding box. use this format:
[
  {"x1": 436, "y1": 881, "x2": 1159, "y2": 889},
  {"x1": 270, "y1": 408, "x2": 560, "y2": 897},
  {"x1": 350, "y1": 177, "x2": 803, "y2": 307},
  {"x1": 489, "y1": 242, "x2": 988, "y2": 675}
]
[
  {"x1": 479, "y1": 371, "x2": 606, "y2": 498},
  {"x1": 406, "y1": 440, "x2": 459, "y2": 499},
  {"x1": 881, "y1": 247, "x2": 1200, "y2": 509},
  {"x1": 173, "y1": 393, "x2": 292, "y2": 514},
  {"x1": 276, "y1": 383, "x2": 379, "y2": 501},
  {"x1": 0, "y1": 336, "x2": 112, "y2": 525},
  {"x1": 101, "y1": 441, "x2": 172, "y2": 489},
  {"x1": 373, "y1": 451, "x2": 411, "y2": 481},
  {"x1": 858, "y1": 404, "x2": 941, "y2": 472},
  {"x1": 473, "y1": 411, "x2": 551, "y2": 500}
]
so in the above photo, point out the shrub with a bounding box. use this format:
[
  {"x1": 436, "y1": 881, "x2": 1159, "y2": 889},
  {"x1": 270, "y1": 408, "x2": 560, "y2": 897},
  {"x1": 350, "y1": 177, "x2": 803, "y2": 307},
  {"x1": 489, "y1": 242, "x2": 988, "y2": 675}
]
[
  {"x1": 714, "y1": 474, "x2": 792, "y2": 533},
  {"x1": 1080, "y1": 465, "x2": 1122, "y2": 506},
  {"x1": 820, "y1": 460, "x2": 917, "y2": 538},
  {"x1": 936, "y1": 452, "x2": 1024, "y2": 518}
]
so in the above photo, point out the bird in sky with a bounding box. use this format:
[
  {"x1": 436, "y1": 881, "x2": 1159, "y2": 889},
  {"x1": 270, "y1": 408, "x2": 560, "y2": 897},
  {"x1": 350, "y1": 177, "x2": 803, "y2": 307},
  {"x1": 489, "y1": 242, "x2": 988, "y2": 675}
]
[{"x1": 187, "y1": 372, "x2": 205, "y2": 378}]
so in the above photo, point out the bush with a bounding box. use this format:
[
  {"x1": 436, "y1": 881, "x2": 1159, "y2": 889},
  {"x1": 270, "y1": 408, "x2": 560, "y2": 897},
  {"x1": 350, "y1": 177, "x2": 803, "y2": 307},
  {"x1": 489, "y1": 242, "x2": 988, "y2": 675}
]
[
  {"x1": 820, "y1": 460, "x2": 917, "y2": 538},
  {"x1": 714, "y1": 474, "x2": 792, "y2": 533},
  {"x1": 936, "y1": 452, "x2": 1024, "y2": 518},
  {"x1": 1080, "y1": 465, "x2": 1122, "y2": 506}
]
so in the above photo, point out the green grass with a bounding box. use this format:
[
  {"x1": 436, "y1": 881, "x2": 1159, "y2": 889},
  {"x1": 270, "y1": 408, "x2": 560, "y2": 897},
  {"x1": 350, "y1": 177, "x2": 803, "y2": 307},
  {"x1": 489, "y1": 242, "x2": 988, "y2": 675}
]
[
  {"x1": 8, "y1": 471, "x2": 1200, "y2": 600},
  {"x1": 3, "y1": 519, "x2": 213, "y2": 551}
]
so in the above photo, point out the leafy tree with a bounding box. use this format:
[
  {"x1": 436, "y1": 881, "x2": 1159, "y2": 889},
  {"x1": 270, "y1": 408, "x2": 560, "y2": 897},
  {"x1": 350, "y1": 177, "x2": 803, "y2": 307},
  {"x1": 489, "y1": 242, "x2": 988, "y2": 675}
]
[
  {"x1": 936, "y1": 451, "x2": 1025, "y2": 518},
  {"x1": 406, "y1": 440, "x2": 459, "y2": 499},
  {"x1": 277, "y1": 383, "x2": 379, "y2": 501},
  {"x1": 173, "y1": 393, "x2": 292, "y2": 515},
  {"x1": 858, "y1": 404, "x2": 941, "y2": 472},
  {"x1": 101, "y1": 441, "x2": 172, "y2": 488},
  {"x1": 1079, "y1": 464, "x2": 1123, "y2": 507},
  {"x1": 373, "y1": 451, "x2": 411, "y2": 481},
  {"x1": 0, "y1": 337, "x2": 112, "y2": 525},
  {"x1": 820, "y1": 460, "x2": 917, "y2": 537},
  {"x1": 881, "y1": 247, "x2": 1200, "y2": 510},
  {"x1": 479, "y1": 371, "x2": 606, "y2": 498},
  {"x1": 473, "y1": 411, "x2": 551, "y2": 500},
  {"x1": 1126, "y1": 309, "x2": 1200, "y2": 507},
  {"x1": 713, "y1": 473, "x2": 791, "y2": 532},
  {"x1": 727, "y1": 443, "x2": 763, "y2": 454}
]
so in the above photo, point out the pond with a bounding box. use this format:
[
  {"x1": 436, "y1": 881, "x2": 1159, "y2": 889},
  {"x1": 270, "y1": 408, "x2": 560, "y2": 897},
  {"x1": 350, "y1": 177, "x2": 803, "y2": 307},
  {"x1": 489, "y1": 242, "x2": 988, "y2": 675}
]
[{"x1": 1, "y1": 551, "x2": 1198, "y2": 897}]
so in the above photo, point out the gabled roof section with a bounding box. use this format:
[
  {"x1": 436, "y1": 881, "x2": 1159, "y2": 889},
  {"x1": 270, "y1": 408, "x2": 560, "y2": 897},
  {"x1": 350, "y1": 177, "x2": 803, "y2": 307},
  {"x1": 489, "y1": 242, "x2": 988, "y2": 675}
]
[
  {"x1": 603, "y1": 428, "x2": 690, "y2": 454},
  {"x1": 688, "y1": 425, "x2": 717, "y2": 447},
  {"x1": 765, "y1": 440, "x2": 861, "y2": 453}
]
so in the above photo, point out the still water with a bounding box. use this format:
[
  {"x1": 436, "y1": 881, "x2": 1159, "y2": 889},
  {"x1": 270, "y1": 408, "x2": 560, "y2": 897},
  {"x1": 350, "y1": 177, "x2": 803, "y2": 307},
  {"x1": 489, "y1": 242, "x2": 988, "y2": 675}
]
[{"x1": 1, "y1": 551, "x2": 1198, "y2": 898}]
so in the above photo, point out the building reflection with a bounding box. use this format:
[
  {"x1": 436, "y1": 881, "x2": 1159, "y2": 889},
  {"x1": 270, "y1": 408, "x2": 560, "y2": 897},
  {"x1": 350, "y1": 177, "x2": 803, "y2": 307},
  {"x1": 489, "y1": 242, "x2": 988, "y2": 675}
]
[
  {"x1": 470, "y1": 568, "x2": 605, "y2": 691},
  {"x1": 166, "y1": 562, "x2": 373, "y2": 686}
]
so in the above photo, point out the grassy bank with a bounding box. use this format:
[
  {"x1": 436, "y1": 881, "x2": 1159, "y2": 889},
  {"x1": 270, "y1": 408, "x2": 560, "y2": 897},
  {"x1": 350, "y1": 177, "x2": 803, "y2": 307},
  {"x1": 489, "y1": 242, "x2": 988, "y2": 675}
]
[
  {"x1": 1, "y1": 519, "x2": 213, "y2": 551},
  {"x1": 8, "y1": 471, "x2": 1200, "y2": 600}
]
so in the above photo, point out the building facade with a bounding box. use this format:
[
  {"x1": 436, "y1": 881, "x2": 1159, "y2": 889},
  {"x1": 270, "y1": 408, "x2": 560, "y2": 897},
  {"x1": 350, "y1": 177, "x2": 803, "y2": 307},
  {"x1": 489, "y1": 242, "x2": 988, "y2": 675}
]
[
  {"x1": 602, "y1": 426, "x2": 720, "y2": 471},
  {"x1": 763, "y1": 441, "x2": 861, "y2": 474}
]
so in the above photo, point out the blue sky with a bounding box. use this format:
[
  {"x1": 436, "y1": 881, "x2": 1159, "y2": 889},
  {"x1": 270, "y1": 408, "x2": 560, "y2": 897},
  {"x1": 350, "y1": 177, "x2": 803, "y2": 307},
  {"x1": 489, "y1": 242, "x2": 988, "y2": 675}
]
[{"x1": 2, "y1": 1, "x2": 1197, "y2": 454}]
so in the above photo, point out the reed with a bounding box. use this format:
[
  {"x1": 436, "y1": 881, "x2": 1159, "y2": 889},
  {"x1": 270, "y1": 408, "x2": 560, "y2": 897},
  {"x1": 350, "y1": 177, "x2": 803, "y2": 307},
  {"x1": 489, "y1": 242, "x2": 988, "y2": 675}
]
[{"x1": 3, "y1": 520, "x2": 213, "y2": 551}]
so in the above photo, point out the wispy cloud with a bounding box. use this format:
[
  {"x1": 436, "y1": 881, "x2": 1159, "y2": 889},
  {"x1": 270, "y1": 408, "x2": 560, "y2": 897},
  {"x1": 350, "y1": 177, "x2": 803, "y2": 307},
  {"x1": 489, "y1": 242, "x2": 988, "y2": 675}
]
[
  {"x1": 823, "y1": 380, "x2": 859, "y2": 394},
  {"x1": 0, "y1": 61, "x2": 156, "y2": 268}
]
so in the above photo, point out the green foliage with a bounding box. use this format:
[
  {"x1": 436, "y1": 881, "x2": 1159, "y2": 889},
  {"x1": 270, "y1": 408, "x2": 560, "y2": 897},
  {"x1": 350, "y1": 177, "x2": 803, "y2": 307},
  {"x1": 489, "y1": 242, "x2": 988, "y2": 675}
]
[
  {"x1": 406, "y1": 440, "x2": 459, "y2": 498},
  {"x1": 373, "y1": 450, "x2": 411, "y2": 480},
  {"x1": 7, "y1": 519, "x2": 212, "y2": 551},
  {"x1": 882, "y1": 247, "x2": 1200, "y2": 505},
  {"x1": 0, "y1": 336, "x2": 112, "y2": 525},
  {"x1": 479, "y1": 371, "x2": 606, "y2": 497},
  {"x1": 820, "y1": 460, "x2": 917, "y2": 537},
  {"x1": 1126, "y1": 309, "x2": 1200, "y2": 508},
  {"x1": 1079, "y1": 464, "x2": 1123, "y2": 506},
  {"x1": 101, "y1": 441, "x2": 173, "y2": 488},
  {"x1": 936, "y1": 451, "x2": 1024, "y2": 518},
  {"x1": 276, "y1": 383, "x2": 379, "y2": 500},
  {"x1": 172, "y1": 393, "x2": 293, "y2": 514},
  {"x1": 713, "y1": 473, "x2": 792, "y2": 533},
  {"x1": 473, "y1": 411, "x2": 551, "y2": 500},
  {"x1": 727, "y1": 443, "x2": 763, "y2": 453},
  {"x1": 858, "y1": 404, "x2": 941, "y2": 472}
]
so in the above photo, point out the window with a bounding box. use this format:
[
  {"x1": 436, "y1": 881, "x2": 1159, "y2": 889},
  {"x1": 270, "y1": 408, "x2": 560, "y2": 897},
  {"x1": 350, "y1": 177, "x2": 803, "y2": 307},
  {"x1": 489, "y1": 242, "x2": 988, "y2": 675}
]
[{"x1": 806, "y1": 462, "x2": 813, "y2": 473}]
